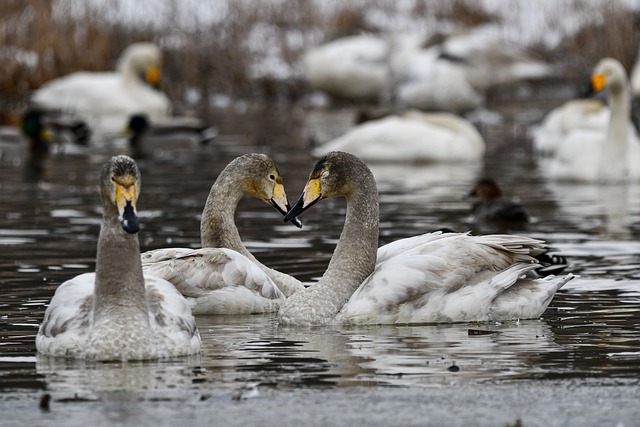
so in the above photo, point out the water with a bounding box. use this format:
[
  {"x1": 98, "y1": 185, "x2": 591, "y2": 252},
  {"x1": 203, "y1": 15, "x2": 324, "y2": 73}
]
[{"x1": 1, "y1": 88, "x2": 640, "y2": 426}]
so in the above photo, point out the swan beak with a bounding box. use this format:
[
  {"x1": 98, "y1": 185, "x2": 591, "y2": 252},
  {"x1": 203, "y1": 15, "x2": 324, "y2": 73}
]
[
  {"x1": 269, "y1": 182, "x2": 302, "y2": 228},
  {"x1": 283, "y1": 178, "x2": 321, "y2": 222},
  {"x1": 145, "y1": 66, "x2": 161, "y2": 89},
  {"x1": 592, "y1": 73, "x2": 606, "y2": 92},
  {"x1": 116, "y1": 182, "x2": 140, "y2": 234}
]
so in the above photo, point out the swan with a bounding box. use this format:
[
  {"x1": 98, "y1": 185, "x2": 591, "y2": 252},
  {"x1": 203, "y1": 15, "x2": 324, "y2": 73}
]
[
  {"x1": 466, "y1": 177, "x2": 529, "y2": 225},
  {"x1": 31, "y1": 42, "x2": 171, "y2": 137},
  {"x1": 36, "y1": 155, "x2": 201, "y2": 360},
  {"x1": 280, "y1": 151, "x2": 572, "y2": 326},
  {"x1": 534, "y1": 58, "x2": 640, "y2": 182},
  {"x1": 391, "y1": 33, "x2": 484, "y2": 113},
  {"x1": 303, "y1": 34, "x2": 390, "y2": 102},
  {"x1": 312, "y1": 109, "x2": 485, "y2": 163},
  {"x1": 141, "y1": 153, "x2": 305, "y2": 314}
]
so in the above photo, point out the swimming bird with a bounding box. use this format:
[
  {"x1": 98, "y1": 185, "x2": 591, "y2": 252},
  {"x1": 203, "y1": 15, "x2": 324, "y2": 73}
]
[
  {"x1": 303, "y1": 34, "x2": 390, "y2": 102},
  {"x1": 312, "y1": 109, "x2": 485, "y2": 163},
  {"x1": 36, "y1": 155, "x2": 201, "y2": 360},
  {"x1": 534, "y1": 58, "x2": 640, "y2": 182},
  {"x1": 141, "y1": 153, "x2": 305, "y2": 314},
  {"x1": 280, "y1": 151, "x2": 572, "y2": 326},
  {"x1": 466, "y1": 178, "x2": 529, "y2": 225},
  {"x1": 31, "y1": 42, "x2": 170, "y2": 136},
  {"x1": 125, "y1": 113, "x2": 218, "y2": 158}
]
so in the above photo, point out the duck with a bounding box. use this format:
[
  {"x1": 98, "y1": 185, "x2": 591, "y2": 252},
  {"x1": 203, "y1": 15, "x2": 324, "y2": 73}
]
[
  {"x1": 141, "y1": 153, "x2": 305, "y2": 315},
  {"x1": 465, "y1": 177, "x2": 529, "y2": 225},
  {"x1": 534, "y1": 58, "x2": 640, "y2": 182},
  {"x1": 280, "y1": 151, "x2": 573, "y2": 326},
  {"x1": 312, "y1": 109, "x2": 485, "y2": 163},
  {"x1": 125, "y1": 113, "x2": 218, "y2": 158},
  {"x1": 31, "y1": 42, "x2": 170, "y2": 137},
  {"x1": 36, "y1": 155, "x2": 201, "y2": 360}
]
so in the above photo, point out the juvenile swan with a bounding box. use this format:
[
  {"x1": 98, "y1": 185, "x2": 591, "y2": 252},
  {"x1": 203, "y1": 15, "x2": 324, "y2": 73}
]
[
  {"x1": 36, "y1": 155, "x2": 201, "y2": 360},
  {"x1": 141, "y1": 154, "x2": 304, "y2": 315},
  {"x1": 281, "y1": 151, "x2": 572, "y2": 326}
]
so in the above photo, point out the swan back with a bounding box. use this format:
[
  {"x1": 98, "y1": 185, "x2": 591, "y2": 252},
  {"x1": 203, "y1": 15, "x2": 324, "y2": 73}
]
[
  {"x1": 303, "y1": 35, "x2": 390, "y2": 101},
  {"x1": 313, "y1": 111, "x2": 484, "y2": 163}
]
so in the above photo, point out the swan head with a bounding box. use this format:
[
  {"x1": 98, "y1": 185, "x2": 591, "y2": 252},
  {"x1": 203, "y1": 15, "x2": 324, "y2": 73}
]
[
  {"x1": 232, "y1": 153, "x2": 302, "y2": 228},
  {"x1": 100, "y1": 155, "x2": 141, "y2": 234},
  {"x1": 116, "y1": 42, "x2": 164, "y2": 89},
  {"x1": 284, "y1": 151, "x2": 370, "y2": 221},
  {"x1": 591, "y1": 58, "x2": 628, "y2": 94}
]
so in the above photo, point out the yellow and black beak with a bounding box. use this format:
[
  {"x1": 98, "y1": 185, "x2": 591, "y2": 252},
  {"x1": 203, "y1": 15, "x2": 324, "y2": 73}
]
[
  {"x1": 269, "y1": 181, "x2": 302, "y2": 228},
  {"x1": 116, "y1": 181, "x2": 139, "y2": 234},
  {"x1": 283, "y1": 177, "x2": 322, "y2": 223}
]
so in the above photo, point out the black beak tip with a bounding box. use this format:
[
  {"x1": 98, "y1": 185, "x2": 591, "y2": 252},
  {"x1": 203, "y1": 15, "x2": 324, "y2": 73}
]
[
  {"x1": 120, "y1": 202, "x2": 140, "y2": 234},
  {"x1": 291, "y1": 216, "x2": 303, "y2": 228},
  {"x1": 121, "y1": 218, "x2": 140, "y2": 234}
]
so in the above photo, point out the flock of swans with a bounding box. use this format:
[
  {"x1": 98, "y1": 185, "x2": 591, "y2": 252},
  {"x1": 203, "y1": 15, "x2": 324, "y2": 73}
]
[{"x1": 25, "y1": 33, "x2": 640, "y2": 360}]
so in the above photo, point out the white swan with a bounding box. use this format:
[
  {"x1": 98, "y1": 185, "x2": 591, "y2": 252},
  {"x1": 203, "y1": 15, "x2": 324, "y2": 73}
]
[
  {"x1": 31, "y1": 42, "x2": 171, "y2": 136},
  {"x1": 280, "y1": 151, "x2": 572, "y2": 326},
  {"x1": 534, "y1": 58, "x2": 640, "y2": 182},
  {"x1": 36, "y1": 155, "x2": 201, "y2": 360},
  {"x1": 313, "y1": 109, "x2": 485, "y2": 163},
  {"x1": 141, "y1": 153, "x2": 305, "y2": 314},
  {"x1": 303, "y1": 34, "x2": 390, "y2": 102}
]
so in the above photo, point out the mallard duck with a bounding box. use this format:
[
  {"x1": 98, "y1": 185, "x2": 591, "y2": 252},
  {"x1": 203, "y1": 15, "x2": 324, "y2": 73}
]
[
  {"x1": 31, "y1": 42, "x2": 170, "y2": 136},
  {"x1": 36, "y1": 155, "x2": 201, "y2": 360},
  {"x1": 313, "y1": 110, "x2": 485, "y2": 163},
  {"x1": 280, "y1": 151, "x2": 572, "y2": 326},
  {"x1": 125, "y1": 113, "x2": 217, "y2": 158},
  {"x1": 141, "y1": 153, "x2": 305, "y2": 314},
  {"x1": 534, "y1": 58, "x2": 640, "y2": 182}
]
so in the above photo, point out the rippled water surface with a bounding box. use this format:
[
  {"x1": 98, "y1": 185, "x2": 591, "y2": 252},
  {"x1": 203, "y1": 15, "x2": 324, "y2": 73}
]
[{"x1": 1, "y1": 91, "x2": 640, "y2": 426}]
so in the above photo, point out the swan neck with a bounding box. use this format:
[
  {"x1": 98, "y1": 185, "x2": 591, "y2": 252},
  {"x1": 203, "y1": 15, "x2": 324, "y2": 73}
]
[
  {"x1": 93, "y1": 212, "x2": 147, "y2": 318},
  {"x1": 200, "y1": 175, "x2": 255, "y2": 260},
  {"x1": 601, "y1": 84, "x2": 631, "y2": 180},
  {"x1": 321, "y1": 183, "x2": 379, "y2": 304}
]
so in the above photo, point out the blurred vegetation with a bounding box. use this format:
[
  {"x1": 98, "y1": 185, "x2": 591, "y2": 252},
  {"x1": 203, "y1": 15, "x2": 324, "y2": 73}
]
[{"x1": 1, "y1": 0, "x2": 640, "y2": 122}]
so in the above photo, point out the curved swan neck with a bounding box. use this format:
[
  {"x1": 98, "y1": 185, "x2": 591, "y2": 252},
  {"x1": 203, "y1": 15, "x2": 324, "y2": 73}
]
[
  {"x1": 200, "y1": 174, "x2": 248, "y2": 254},
  {"x1": 320, "y1": 169, "x2": 379, "y2": 305},
  {"x1": 94, "y1": 209, "x2": 147, "y2": 317}
]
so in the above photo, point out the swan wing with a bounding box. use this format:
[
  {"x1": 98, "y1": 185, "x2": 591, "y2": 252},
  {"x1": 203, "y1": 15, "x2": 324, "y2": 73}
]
[
  {"x1": 341, "y1": 234, "x2": 554, "y2": 324},
  {"x1": 35, "y1": 272, "x2": 95, "y2": 358},
  {"x1": 144, "y1": 274, "x2": 201, "y2": 356},
  {"x1": 142, "y1": 247, "x2": 285, "y2": 314}
]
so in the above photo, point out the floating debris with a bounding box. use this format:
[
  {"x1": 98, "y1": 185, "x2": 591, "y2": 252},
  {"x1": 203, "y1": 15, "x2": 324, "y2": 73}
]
[{"x1": 468, "y1": 328, "x2": 500, "y2": 336}]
